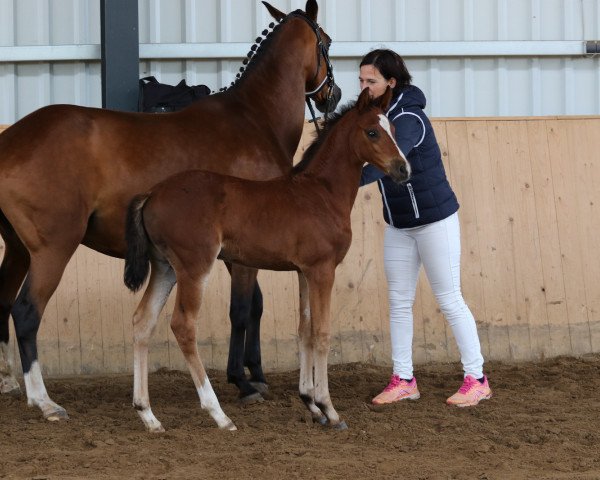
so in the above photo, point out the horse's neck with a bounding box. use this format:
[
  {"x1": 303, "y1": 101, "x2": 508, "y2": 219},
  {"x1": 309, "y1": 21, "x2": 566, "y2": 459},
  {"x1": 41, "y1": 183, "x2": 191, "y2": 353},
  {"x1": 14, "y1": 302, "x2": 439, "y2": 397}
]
[
  {"x1": 297, "y1": 126, "x2": 363, "y2": 214},
  {"x1": 228, "y1": 24, "x2": 310, "y2": 156}
]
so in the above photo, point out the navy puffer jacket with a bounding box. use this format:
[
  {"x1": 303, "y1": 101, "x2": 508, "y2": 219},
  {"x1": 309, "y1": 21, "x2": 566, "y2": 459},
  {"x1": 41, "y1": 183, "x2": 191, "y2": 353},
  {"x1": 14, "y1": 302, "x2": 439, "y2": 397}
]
[{"x1": 361, "y1": 85, "x2": 459, "y2": 228}]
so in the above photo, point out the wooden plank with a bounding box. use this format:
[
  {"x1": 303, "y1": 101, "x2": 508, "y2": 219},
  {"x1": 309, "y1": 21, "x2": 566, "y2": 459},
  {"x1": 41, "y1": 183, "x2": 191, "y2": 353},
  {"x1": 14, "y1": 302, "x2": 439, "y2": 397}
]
[
  {"x1": 355, "y1": 185, "x2": 387, "y2": 365},
  {"x1": 97, "y1": 255, "x2": 126, "y2": 372},
  {"x1": 334, "y1": 200, "x2": 366, "y2": 365},
  {"x1": 467, "y1": 121, "x2": 511, "y2": 360},
  {"x1": 54, "y1": 253, "x2": 82, "y2": 375},
  {"x1": 75, "y1": 247, "x2": 104, "y2": 374},
  {"x1": 526, "y1": 120, "x2": 570, "y2": 357},
  {"x1": 546, "y1": 119, "x2": 592, "y2": 355},
  {"x1": 361, "y1": 183, "x2": 390, "y2": 366},
  {"x1": 583, "y1": 119, "x2": 600, "y2": 351},
  {"x1": 568, "y1": 119, "x2": 599, "y2": 353},
  {"x1": 264, "y1": 270, "x2": 298, "y2": 371}
]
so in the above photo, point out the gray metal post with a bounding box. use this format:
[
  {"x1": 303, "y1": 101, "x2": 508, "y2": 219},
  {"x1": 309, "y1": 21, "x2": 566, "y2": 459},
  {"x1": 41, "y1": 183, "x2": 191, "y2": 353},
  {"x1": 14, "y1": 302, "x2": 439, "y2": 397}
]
[{"x1": 100, "y1": 0, "x2": 139, "y2": 111}]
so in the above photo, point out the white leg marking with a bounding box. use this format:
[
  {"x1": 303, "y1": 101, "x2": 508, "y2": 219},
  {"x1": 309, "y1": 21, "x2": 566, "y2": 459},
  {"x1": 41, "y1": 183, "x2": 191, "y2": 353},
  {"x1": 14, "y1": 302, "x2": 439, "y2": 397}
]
[
  {"x1": 24, "y1": 361, "x2": 67, "y2": 420},
  {"x1": 137, "y1": 408, "x2": 164, "y2": 433},
  {"x1": 198, "y1": 377, "x2": 236, "y2": 430}
]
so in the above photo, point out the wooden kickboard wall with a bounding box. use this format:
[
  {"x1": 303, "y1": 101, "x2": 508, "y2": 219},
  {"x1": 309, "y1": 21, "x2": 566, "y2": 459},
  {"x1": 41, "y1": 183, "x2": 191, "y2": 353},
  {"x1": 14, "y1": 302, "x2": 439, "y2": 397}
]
[{"x1": 1, "y1": 116, "x2": 599, "y2": 376}]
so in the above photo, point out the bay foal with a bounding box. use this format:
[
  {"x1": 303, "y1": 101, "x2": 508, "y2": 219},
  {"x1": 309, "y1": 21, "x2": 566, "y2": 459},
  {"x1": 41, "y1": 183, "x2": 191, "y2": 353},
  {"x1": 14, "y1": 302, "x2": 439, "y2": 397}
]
[{"x1": 124, "y1": 87, "x2": 410, "y2": 431}]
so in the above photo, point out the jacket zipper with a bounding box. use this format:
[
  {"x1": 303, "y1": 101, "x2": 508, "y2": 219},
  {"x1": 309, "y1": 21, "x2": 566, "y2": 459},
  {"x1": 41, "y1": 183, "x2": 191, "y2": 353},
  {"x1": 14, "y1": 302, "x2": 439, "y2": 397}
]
[{"x1": 406, "y1": 183, "x2": 420, "y2": 219}]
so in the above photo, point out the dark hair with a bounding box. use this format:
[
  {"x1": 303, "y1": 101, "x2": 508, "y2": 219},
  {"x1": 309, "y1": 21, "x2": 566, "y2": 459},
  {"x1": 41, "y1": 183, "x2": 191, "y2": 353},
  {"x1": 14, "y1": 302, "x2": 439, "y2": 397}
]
[{"x1": 359, "y1": 49, "x2": 412, "y2": 97}]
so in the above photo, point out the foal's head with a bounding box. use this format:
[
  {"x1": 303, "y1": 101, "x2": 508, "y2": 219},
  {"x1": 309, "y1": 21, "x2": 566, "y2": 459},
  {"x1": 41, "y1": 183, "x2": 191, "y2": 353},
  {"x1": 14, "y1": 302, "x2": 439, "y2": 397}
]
[{"x1": 351, "y1": 87, "x2": 411, "y2": 183}]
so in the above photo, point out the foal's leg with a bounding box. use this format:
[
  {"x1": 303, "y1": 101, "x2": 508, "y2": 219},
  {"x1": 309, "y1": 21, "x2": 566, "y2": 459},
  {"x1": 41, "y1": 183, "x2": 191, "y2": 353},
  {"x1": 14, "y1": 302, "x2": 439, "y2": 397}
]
[
  {"x1": 132, "y1": 258, "x2": 176, "y2": 432},
  {"x1": 226, "y1": 263, "x2": 265, "y2": 403},
  {"x1": 171, "y1": 270, "x2": 235, "y2": 430},
  {"x1": 305, "y1": 267, "x2": 346, "y2": 429},
  {"x1": 12, "y1": 246, "x2": 78, "y2": 420},
  {"x1": 0, "y1": 221, "x2": 29, "y2": 395},
  {"x1": 297, "y1": 272, "x2": 327, "y2": 425}
]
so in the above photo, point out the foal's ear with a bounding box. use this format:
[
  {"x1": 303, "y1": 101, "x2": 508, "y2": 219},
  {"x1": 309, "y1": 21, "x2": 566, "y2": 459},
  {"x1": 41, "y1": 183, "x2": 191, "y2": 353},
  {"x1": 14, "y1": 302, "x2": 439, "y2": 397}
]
[
  {"x1": 262, "y1": 1, "x2": 286, "y2": 22},
  {"x1": 373, "y1": 86, "x2": 393, "y2": 111},
  {"x1": 356, "y1": 88, "x2": 372, "y2": 112},
  {"x1": 305, "y1": 0, "x2": 318, "y2": 22}
]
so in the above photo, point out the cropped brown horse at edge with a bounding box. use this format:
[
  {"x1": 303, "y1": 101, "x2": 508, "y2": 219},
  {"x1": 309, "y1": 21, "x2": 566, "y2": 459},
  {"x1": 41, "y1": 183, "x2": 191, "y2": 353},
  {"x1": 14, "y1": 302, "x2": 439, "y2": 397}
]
[
  {"x1": 123, "y1": 87, "x2": 411, "y2": 432},
  {"x1": 0, "y1": 0, "x2": 341, "y2": 420}
]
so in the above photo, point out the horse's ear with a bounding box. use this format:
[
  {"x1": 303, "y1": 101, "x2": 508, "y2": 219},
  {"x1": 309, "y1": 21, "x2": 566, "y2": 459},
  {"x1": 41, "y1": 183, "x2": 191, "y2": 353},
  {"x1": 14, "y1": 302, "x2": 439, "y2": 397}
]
[
  {"x1": 374, "y1": 86, "x2": 393, "y2": 111},
  {"x1": 305, "y1": 0, "x2": 318, "y2": 22},
  {"x1": 356, "y1": 88, "x2": 372, "y2": 113},
  {"x1": 262, "y1": 1, "x2": 286, "y2": 22}
]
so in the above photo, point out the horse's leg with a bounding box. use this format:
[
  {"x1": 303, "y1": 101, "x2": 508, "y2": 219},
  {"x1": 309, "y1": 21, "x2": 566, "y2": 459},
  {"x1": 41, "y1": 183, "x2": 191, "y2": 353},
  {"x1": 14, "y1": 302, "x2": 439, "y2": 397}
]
[
  {"x1": 297, "y1": 272, "x2": 327, "y2": 425},
  {"x1": 244, "y1": 272, "x2": 268, "y2": 392},
  {"x1": 172, "y1": 270, "x2": 235, "y2": 430},
  {"x1": 132, "y1": 258, "x2": 176, "y2": 433},
  {"x1": 305, "y1": 266, "x2": 346, "y2": 429},
  {"x1": 226, "y1": 263, "x2": 264, "y2": 403},
  {"x1": 0, "y1": 218, "x2": 30, "y2": 395},
  {"x1": 12, "y1": 246, "x2": 77, "y2": 421}
]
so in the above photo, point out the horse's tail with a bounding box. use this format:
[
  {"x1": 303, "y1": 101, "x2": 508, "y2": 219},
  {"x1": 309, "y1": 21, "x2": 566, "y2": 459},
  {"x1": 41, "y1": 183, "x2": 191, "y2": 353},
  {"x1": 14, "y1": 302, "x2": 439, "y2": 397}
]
[{"x1": 124, "y1": 194, "x2": 152, "y2": 292}]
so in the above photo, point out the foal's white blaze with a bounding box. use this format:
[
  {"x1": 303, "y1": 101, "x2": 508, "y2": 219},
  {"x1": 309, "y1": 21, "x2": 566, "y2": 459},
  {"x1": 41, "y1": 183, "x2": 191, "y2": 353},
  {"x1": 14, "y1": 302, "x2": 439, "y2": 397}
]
[
  {"x1": 198, "y1": 377, "x2": 237, "y2": 430},
  {"x1": 378, "y1": 114, "x2": 411, "y2": 175}
]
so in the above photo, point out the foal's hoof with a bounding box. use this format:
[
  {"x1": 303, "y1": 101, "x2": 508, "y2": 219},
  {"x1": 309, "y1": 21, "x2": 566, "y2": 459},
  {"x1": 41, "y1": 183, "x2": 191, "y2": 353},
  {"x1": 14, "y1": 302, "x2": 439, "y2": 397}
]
[
  {"x1": 249, "y1": 381, "x2": 269, "y2": 395},
  {"x1": 45, "y1": 407, "x2": 69, "y2": 422},
  {"x1": 239, "y1": 391, "x2": 264, "y2": 406},
  {"x1": 312, "y1": 414, "x2": 328, "y2": 426},
  {"x1": 332, "y1": 420, "x2": 348, "y2": 431}
]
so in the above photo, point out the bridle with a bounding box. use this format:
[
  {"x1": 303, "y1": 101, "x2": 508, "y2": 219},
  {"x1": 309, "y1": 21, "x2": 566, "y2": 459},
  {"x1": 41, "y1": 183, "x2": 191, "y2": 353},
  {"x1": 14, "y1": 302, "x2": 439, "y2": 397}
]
[{"x1": 286, "y1": 11, "x2": 336, "y2": 135}]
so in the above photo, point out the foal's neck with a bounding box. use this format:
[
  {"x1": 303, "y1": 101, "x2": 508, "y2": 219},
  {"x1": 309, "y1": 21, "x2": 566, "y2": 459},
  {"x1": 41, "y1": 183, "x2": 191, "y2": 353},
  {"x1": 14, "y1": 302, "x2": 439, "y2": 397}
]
[{"x1": 293, "y1": 121, "x2": 363, "y2": 214}]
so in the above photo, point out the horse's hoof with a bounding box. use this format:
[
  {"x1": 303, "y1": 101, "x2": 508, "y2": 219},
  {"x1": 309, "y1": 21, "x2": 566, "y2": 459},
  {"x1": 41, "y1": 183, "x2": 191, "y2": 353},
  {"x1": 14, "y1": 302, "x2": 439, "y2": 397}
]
[
  {"x1": 312, "y1": 415, "x2": 328, "y2": 426},
  {"x1": 222, "y1": 421, "x2": 237, "y2": 431},
  {"x1": 249, "y1": 381, "x2": 269, "y2": 395},
  {"x1": 0, "y1": 382, "x2": 21, "y2": 397},
  {"x1": 332, "y1": 420, "x2": 348, "y2": 431},
  {"x1": 147, "y1": 425, "x2": 166, "y2": 434},
  {"x1": 45, "y1": 408, "x2": 69, "y2": 422},
  {"x1": 239, "y1": 391, "x2": 264, "y2": 406}
]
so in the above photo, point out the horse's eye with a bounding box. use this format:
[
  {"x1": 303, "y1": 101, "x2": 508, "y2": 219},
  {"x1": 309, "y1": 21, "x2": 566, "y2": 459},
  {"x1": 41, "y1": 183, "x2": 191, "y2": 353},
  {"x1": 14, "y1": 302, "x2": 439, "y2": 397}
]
[{"x1": 367, "y1": 129, "x2": 379, "y2": 138}]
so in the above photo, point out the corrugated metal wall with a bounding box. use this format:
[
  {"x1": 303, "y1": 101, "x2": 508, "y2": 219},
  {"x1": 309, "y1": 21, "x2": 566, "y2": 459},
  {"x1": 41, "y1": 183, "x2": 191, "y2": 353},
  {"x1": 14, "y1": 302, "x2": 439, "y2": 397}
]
[{"x1": 0, "y1": 0, "x2": 599, "y2": 123}]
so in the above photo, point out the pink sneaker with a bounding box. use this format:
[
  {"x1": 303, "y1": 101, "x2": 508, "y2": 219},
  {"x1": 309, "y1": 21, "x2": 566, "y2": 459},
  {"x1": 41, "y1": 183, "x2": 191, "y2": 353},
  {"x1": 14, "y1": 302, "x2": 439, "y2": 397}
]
[
  {"x1": 372, "y1": 375, "x2": 420, "y2": 405},
  {"x1": 446, "y1": 375, "x2": 492, "y2": 407}
]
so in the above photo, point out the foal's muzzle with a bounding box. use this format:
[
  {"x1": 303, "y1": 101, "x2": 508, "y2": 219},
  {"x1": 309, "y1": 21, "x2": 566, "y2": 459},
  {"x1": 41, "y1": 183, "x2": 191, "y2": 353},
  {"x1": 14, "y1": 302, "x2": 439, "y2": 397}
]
[
  {"x1": 388, "y1": 158, "x2": 411, "y2": 184},
  {"x1": 315, "y1": 83, "x2": 342, "y2": 114}
]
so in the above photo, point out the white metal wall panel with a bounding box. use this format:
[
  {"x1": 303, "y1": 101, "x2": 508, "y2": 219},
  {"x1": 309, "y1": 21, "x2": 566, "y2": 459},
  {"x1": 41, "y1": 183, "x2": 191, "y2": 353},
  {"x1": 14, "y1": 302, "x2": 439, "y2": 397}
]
[{"x1": 0, "y1": 0, "x2": 599, "y2": 123}]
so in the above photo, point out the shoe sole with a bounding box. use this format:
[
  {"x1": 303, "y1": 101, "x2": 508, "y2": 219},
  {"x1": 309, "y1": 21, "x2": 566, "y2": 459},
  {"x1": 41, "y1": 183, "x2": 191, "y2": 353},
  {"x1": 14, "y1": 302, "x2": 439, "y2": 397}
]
[
  {"x1": 447, "y1": 392, "x2": 492, "y2": 407},
  {"x1": 372, "y1": 392, "x2": 420, "y2": 405}
]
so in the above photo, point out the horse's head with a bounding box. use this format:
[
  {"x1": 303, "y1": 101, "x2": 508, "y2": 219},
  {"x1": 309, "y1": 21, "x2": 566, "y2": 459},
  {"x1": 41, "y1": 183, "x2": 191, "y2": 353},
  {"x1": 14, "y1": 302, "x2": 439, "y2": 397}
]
[
  {"x1": 352, "y1": 87, "x2": 411, "y2": 184},
  {"x1": 263, "y1": 0, "x2": 341, "y2": 115}
]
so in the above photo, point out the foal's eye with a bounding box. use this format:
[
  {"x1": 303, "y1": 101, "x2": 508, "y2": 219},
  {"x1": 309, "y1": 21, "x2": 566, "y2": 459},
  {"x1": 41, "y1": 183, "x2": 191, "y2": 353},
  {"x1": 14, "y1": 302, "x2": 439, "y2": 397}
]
[{"x1": 367, "y1": 129, "x2": 379, "y2": 139}]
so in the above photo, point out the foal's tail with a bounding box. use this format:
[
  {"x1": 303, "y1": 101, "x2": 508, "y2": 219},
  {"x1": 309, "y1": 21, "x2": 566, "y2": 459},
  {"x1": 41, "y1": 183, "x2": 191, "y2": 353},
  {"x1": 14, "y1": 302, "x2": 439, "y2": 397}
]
[{"x1": 124, "y1": 194, "x2": 152, "y2": 292}]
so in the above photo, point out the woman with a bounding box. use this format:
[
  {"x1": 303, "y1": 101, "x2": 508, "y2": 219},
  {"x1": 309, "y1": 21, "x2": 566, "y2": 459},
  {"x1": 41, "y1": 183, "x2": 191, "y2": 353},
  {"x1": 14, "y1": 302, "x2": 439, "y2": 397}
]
[{"x1": 359, "y1": 49, "x2": 492, "y2": 407}]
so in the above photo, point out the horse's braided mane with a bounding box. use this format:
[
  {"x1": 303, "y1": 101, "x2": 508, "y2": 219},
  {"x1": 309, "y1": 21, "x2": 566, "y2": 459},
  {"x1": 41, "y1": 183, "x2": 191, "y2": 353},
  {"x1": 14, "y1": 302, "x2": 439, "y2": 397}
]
[
  {"x1": 217, "y1": 9, "x2": 309, "y2": 93},
  {"x1": 293, "y1": 100, "x2": 358, "y2": 174}
]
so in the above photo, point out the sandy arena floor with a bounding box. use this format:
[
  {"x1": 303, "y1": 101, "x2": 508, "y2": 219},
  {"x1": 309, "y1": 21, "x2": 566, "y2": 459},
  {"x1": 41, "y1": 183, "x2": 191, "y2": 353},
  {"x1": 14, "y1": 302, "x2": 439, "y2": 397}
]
[{"x1": 1, "y1": 355, "x2": 600, "y2": 479}]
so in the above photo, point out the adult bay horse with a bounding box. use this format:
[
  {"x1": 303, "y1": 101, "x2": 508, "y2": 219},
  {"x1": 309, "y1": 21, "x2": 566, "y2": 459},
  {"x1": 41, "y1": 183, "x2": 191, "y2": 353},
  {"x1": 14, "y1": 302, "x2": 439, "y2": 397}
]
[
  {"x1": 123, "y1": 87, "x2": 411, "y2": 432},
  {"x1": 0, "y1": 0, "x2": 341, "y2": 420}
]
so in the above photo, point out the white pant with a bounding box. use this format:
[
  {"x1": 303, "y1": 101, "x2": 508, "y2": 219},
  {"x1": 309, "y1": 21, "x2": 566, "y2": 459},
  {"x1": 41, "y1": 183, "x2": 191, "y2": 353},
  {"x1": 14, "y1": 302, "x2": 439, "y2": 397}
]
[{"x1": 384, "y1": 212, "x2": 484, "y2": 379}]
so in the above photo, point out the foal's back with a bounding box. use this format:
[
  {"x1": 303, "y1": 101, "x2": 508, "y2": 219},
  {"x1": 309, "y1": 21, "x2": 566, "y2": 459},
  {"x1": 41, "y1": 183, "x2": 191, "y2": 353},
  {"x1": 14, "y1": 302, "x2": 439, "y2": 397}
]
[{"x1": 143, "y1": 168, "x2": 350, "y2": 273}]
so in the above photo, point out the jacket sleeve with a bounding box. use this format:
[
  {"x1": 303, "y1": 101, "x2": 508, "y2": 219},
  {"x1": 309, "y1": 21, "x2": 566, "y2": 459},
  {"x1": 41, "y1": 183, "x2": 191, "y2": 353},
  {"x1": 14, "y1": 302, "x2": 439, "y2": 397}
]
[
  {"x1": 359, "y1": 164, "x2": 386, "y2": 186},
  {"x1": 391, "y1": 110, "x2": 426, "y2": 157}
]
